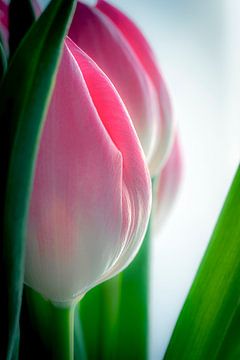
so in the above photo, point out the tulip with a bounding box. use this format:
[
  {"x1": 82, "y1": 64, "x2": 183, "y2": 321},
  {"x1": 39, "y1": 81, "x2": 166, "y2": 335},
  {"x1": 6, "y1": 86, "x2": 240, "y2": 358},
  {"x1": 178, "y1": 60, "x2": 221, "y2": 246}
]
[
  {"x1": 153, "y1": 135, "x2": 182, "y2": 232},
  {"x1": 69, "y1": 0, "x2": 174, "y2": 177},
  {"x1": 24, "y1": 37, "x2": 151, "y2": 304}
]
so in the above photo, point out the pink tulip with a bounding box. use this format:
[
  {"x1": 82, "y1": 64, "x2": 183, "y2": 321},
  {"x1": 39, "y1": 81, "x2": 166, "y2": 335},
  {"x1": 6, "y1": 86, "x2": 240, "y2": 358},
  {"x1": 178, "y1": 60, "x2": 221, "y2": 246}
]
[
  {"x1": 69, "y1": 0, "x2": 174, "y2": 176},
  {"x1": 24, "y1": 38, "x2": 151, "y2": 304},
  {"x1": 153, "y1": 136, "x2": 182, "y2": 232}
]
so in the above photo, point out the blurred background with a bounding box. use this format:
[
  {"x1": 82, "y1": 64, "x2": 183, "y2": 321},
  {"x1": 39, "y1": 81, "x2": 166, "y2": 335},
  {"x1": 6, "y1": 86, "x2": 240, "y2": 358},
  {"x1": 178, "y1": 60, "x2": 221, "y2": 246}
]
[{"x1": 41, "y1": 0, "x2": 240, "y2": 358}]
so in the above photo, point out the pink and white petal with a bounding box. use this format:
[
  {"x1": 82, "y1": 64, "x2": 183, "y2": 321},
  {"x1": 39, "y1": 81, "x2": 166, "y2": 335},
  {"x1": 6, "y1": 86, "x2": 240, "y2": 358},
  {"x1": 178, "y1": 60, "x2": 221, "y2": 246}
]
[
  {"x1": 153, "y1": 135, "x2": 182, "y2": 233},
  {"x1": 66, "y1": 37, "x2": 151, "y2": 284},
  {"x1": 26, "y1": 43, "x2": 123, "y2": 303},
  {"x1": 97, "y1": 0, "x2": 174, "y2": 174},
  {"x1": 69, "y1": 2, "x2": 159, "y2": 169}
]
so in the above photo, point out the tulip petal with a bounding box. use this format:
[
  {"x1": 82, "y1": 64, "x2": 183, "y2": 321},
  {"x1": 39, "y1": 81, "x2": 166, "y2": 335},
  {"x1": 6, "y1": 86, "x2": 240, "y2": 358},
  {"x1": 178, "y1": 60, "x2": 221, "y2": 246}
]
[
  {"x1": 66, "y1": 37, "x2": 152, "y2": 286},
  {"x1": 25, "y1": 40, "x2": 151, "y2": 303},
  {"x1": 97, "y1": 0, "x2": 174, "y2": 174},
  {"x1": 153, "y1": 135, "x2": 182, "y2": 232},
  {"x1": 69, "y1": 2, "x2": 160, "y2": 174}
]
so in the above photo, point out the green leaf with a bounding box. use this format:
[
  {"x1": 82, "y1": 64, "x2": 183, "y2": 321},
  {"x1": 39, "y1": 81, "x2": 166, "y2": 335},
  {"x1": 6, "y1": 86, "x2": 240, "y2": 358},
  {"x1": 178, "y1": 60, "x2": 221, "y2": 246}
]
[
  {"x1": 217, "y1": 304, "x2": 240, "y2": 359},
  {"x1": 19, "y1": 287, "x2": 51, "y2": 359},
  {"x1": 22, "y1": 287, "x2": 75, "y2": 360},
  {"x1": 0, "y1": 0, "x2": 76, "y2": 358},
  {"x1": 164, "y1": 165, "x2": 240, "y2": 360},
  {"x1": 9, "y1": 0, "x2": 35, "y2": 58},
  {"x1": 79, "y1": 273, "x2": 122, "y2": 359},
  {"x1": 80, "y1": 218, "x2": 151, "y2": 359},
  {"x1": 79, "y1": 286, "x2": 102, "y2": 359},
  {"x1": 114, "y1": 221, "x2": 151, "y2": 359}
]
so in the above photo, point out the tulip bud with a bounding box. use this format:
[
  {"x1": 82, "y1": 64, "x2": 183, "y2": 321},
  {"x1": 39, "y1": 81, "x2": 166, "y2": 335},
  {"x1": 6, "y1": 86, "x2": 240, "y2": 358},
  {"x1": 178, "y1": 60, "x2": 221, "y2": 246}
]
[
  {"x1": 24, "y1": 38, "x2": 151, "y2": 304},
  {"x1": 69, "y1": 1, "x2": 173, "y2": 176},
  {"x1": 153, "y1": 136, "x2": 182, "y2": 232}
]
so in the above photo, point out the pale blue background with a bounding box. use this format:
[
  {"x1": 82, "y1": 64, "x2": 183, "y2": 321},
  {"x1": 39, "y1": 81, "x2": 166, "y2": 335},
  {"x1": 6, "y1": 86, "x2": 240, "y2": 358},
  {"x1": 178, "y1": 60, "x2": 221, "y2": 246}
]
[{"x1": 40, "y1": 0, "x2": 240, "y2": 358}]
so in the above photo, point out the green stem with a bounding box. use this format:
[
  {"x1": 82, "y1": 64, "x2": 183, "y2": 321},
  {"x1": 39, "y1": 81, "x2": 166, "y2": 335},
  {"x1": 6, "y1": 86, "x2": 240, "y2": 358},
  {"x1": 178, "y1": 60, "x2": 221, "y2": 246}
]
[
  {"x1": 50, "y1": 302, "x2": 75, "y2": 360},
  {"x1": 74, "y1": 302, "x2": 87, "y2": 360}
]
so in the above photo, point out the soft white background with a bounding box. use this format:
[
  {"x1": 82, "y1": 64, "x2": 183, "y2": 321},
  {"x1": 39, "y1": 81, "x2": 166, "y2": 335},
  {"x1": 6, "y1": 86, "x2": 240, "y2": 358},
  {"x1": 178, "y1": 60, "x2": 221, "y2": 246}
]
[{"x1": 41, "y1": 0, "x2": 240, "y2": 358}]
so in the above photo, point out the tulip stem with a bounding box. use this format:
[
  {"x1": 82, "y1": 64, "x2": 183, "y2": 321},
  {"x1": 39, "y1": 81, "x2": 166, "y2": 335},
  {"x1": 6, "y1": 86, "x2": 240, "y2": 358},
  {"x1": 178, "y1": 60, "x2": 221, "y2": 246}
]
[{"x1": 50, "y1": 302, "x2": 75, "y2": 360}]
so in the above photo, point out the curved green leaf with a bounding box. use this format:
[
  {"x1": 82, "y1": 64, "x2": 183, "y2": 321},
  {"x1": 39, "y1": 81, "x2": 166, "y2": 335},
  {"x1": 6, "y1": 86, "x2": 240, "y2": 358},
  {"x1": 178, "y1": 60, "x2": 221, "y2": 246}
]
[
  {"x1": 164, "y1": 165, "x2": 240, "y2": 359},
  {"x1": 0, "y1": 0, "x2": 76, "y2": 358}
]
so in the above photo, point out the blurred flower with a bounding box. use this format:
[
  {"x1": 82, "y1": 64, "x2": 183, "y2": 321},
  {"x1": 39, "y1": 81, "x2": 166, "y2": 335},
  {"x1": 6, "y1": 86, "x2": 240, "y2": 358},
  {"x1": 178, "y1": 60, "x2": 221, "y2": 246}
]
[
  {"x1": 0, "y1": 0, "x2": 8, "y2": 51},
  {"x1": 69, "y1": 0, "x2": 174, "y2": 176},
  {"x1": 24, "y1": 38, "x2": 151, "y2": 304},
  {"x1": 0, "y1": 0, "x2": 41, "y2": 53},
  {"x1": 31, "y1": 0, "x2": 41, "y2": 17},
  {"x1": 153, "y1": 135, "x2": 182, "y2": 233}
]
